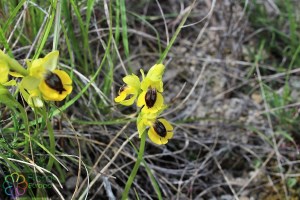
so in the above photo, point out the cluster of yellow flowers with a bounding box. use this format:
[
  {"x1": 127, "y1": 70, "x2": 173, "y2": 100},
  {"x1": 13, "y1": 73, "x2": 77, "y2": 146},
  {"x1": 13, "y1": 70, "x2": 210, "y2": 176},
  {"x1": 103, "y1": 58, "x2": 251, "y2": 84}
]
[
  {"x1": 115, "y1": 64, "x2": 174, "y2": 145},
  {"x1": 0, "y1": 50, "x2": 72, "y2": 108}
]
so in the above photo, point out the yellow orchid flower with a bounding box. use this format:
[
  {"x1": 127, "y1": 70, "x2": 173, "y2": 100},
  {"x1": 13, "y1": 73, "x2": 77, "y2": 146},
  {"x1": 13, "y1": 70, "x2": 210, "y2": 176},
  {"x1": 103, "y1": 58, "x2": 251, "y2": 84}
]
[
  {"x1": 149, "y1": 118, "x2": 173, "y2": 145},
  {"x1": 23, "y1": 51, "x2": 72, "y2": 102},
  {"x1": 115, "y1": 74, "x2": 141, "y2": 106},
  {"x1": 137, "y1": 64, "x2": 165, "y2": 113},
  {"x1": 137, "y1": 113, "x2": 173, "y2": 145},
  {"x1": 137, "y1": 86, "x2": 164, "y2": 113}
]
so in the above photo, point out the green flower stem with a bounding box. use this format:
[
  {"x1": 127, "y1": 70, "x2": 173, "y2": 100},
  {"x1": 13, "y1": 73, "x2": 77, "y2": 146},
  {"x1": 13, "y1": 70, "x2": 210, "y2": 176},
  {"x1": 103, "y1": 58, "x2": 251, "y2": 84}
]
[
  {"x1": 122, "y1": 132, "x2": 146, "y2": 200},
  {"x1": 0, "y1": 51, "x2": 28, "y2": 76}
]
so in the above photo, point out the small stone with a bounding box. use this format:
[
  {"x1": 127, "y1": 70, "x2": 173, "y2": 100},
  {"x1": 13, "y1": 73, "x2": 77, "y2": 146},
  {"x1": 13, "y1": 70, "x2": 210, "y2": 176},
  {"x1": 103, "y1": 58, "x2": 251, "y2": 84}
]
[
  {"x1": 290, "y1": 76, "x2": 300, "y2": 88},
  {"x1": 251, "y1": 93, "x2": 262, "y2": 104},
  {"x1": 65, "y1": 176, "x2": 82, "y2": 190}
]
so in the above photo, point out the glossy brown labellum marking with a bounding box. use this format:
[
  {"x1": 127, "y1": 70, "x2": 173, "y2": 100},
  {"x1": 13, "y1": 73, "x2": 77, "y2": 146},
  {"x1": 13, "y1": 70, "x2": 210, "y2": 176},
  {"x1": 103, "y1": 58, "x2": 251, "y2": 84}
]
[
  {"x1": 119, "y1": 84, "x2": 127, "y2": 94},
  {"x1": 45, "y1": 72, "x2": 66, "y2": 94},
  {"x1": 145, "y1": 88, "x2": 157, "y2": 108},
  {"x1": 153, "y1": 120, "x2": 167, "y2": 137}
]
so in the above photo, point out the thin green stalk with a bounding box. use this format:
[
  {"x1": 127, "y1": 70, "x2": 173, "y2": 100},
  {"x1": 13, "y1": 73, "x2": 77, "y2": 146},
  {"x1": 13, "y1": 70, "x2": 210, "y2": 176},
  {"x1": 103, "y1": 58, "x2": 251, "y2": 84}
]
[
  {"x1": 102, "y1": 0, "x2": 114, "y2": 98},
  {"x1": 45, "y1": 113, "x2": 55, "y2": 170},
  {"x1": 120, "y1": 0, "x2": 129, "y2": 58},
  {"x1": 143, "y1": 160, "x2": 162, "y2": 200},
  {"x1": 51, "y1": 18, "x2": 113, "y2": 117},
  {"x1": 0, "y1": 51, "x2": 28, "y2": 76},
  {"x1": 61, "y1": 0, "x2": 83, "y2": 68},
  {"x1": 129, "y1": 11, "x2": 162, "y2": 54},
  {"x1": 122, "y1": 132, "x2": 146, "y2": 200},
  {"x1": 3, "y1": 0, "x2": 26, "y2": 32},
  {"x1": 34, "y1": 0, "x2": 57, "y2": 59},
  {"x1": 0, "y1": 92, "x2": 30, "y2": 153},
  {"x1": 69, "y1": 0, "x2": 89, "y2": 73}
]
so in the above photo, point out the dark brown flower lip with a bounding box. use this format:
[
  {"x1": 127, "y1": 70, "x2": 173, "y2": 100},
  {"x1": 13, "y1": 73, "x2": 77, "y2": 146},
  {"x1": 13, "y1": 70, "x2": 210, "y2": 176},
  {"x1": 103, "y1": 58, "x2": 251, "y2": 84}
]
[
  {"x1": 145, "y1": 87, "x2": 157, "y2": 108},
  {"x1": 153, "y1": 120, "x2": 167, "y2": 137},
  {"x1": 45, "y1": 71, "x2": 66, "y2": 94}
]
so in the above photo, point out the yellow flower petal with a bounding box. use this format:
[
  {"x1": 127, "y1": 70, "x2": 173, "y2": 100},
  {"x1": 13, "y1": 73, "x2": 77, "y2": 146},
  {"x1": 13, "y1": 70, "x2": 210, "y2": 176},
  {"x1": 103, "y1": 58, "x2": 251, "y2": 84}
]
[
  {"x1": 115, "y1": 87, "x2": 137, "y2": 106},
  {"x1": 114, "y1": 90, "x2": 127, "y2": 102},
  {"x1": 152, "y1": 93, "x2": 164, "y2": 111},
  {"x1": 19, "y1": 85, "x2": 43, "y2": 108},
  {"x1": 158, "y1": 118, "x2": 173, "y2": 131},
  {"x1": 148, "y1": 127, "x2": 163, "y2": 144},
  {"x1": 123, "y1": 74, "x2": 140, "y2": 89},
  {"x1": 29, "y1": 51, "x2": 59, "y2": 79},
  {"x1": 140, "y1": 64, "x2": 164, "y2": 92},
  {"x1": 147, "y1": 118, "x2": 174, "y2": 145},
  {"x1": 43, "y1": 51, "x2": 59, "y2": 71},
  {"x1": 19, "y1": 76, "x2": 41, "y2": 107},
  {"x1": 19, "y1": 86, "x2": 30, "y2": 102},
  {"x1": 140, "y1": 77, "x2": 163, "y2": 92},
  {"x1": 39, "y1": 70, "x2": 72, "y2": 101},
  {"x1": 166, "y1": 131, "x2": 173, "y2": 140},
  {"x1": 21, "y1": 76, "x2": 40, "y2": 90},
  {"x1": 2, "y1": 80, "x2": 17, "y2": 86},
  {"x1": 9, "y1": 71, "x2": 24, "y2": 77},
  {"x1": 137, "y1": 91, "x2": 146, "y2": 107},
  {"x1": 29, "y1": 58, "x2": 46, "y2": 78},
  {"x1": 0, "y1": 60, "x2": 9, "y2": 84},
  {"x1": 117, "y1": 95, "x2": 136, "y2": 106},
  {"x1": 53, "y1": 69, "x2": 72, "y2": 94},
  {"x1": 160, "y1": 137, "x2": 168, "y2": 144},
  {"x1": 146, "y1": 64, "x2": 165, "y2": 81}
]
